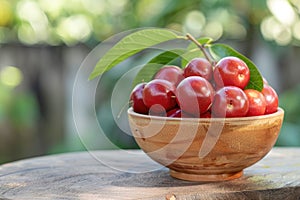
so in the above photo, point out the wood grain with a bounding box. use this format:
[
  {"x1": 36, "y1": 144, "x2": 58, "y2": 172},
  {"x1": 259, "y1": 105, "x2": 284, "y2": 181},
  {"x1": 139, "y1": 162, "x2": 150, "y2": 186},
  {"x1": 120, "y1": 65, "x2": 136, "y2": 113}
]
[
  {"x1": 128, "y1": 107, "x2": 284, "y2": 181},
  {"x1": 0, "y1": 148, "x2": 300, "y2": 200}
]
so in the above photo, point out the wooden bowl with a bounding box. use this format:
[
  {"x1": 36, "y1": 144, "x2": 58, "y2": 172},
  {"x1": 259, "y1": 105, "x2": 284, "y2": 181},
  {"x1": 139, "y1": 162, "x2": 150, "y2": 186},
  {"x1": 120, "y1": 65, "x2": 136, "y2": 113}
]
[{"x1": 127, "y1": 107, "x2": 284, "y2": 181}]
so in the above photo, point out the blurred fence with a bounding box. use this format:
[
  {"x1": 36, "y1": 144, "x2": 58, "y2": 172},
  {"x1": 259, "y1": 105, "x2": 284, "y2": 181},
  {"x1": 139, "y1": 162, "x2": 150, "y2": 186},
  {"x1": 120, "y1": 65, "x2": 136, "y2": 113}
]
[{"x1": 0, "y1": 44, "x2": 90, "y2": 163}]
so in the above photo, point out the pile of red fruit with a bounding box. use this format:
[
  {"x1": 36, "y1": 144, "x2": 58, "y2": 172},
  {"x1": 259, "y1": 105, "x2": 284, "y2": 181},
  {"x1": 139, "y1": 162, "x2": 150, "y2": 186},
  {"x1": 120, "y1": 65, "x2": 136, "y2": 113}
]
[{"x1": 130, "y1": 56, "x2": 278, "y2": 118}]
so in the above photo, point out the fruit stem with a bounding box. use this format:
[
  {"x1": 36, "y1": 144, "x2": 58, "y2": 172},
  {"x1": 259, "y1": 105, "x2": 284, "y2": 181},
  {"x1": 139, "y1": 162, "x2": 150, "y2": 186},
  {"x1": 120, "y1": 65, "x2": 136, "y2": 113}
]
[{"x1": 186, "y1": 33, "x2": 215, "y2": 65}]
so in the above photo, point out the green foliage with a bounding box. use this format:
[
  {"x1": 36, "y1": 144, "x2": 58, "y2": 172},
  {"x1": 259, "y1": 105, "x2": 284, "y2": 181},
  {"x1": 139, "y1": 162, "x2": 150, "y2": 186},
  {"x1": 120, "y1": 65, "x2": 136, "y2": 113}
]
[
  {"x1": 186, "y1": 37, "x2": 213, "y2": 50},
  {"x1": 180, "y1": 37, "x2": 212, "y2": 67},
  {"x1": 132, "y1": 49, "x2": 185, "y2": 87},
  {"x1": 90, "y1": 29, "x2": 263, "y2": 92},
  {"x1": 209, "y1": 43, "x2": 263, "y2": 91},
  {"x1": 3, "y1": 0, "x2": 296, "y2": 46},
  {"x1": 89, "y1": 29, "x2": 179, "y2": 80},
  {"x1": 0, "y1": 83, "x2": 39, "y2": 127}
]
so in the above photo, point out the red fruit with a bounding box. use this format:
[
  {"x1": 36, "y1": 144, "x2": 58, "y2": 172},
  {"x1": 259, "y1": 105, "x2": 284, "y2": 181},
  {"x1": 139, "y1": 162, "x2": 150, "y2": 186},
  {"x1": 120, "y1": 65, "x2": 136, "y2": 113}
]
[
  {"x1": 130, "y1": 83, "x2": 149, "y2": 114},
  {"x1": 154, "y1": 65, "x2": 184, "y2": 86},
  {"x1": 181, "y1": 111, "x2": 197, "y2": 118},
  {"x1": 244, "y1": 89, "x2": 266, "y2": 116},
  {"x1": 201, "y1": 111, "x2": 211, "y2": 118},
  {"x1": 176, "y1": 76, "x2": 215, "y2": 117},
  {"x1": 213, "y1": 56, "x2": 250, "y2": 89},
  {"x1": 212, "y1": 86, "x2": 249, "y2": 118},
  {"x1": 184, "y1": 58, "x2": 213, "y2": 80},
  {"x1": 262, "y1": 85, "x2": 278, "y2": 114},
  {"x1": 263, "y1": 77, "x2": 269, "y2": 85},
  {"x1": 142, "y1": 79, "x2": 177, "y2": 113},
  {"x1": 148, "y1": 106, "x2": 167, "y2": 117},
  {"x1": 167, "y1": 108, "x2": 182, "y2": 118}
]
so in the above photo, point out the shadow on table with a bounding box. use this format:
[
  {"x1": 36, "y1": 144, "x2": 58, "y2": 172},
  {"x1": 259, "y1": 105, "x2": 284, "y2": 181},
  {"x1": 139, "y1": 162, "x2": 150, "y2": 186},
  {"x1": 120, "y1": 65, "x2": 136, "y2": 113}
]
[
  {"x1": 110, "y1": 170, "x2": 285, "y2": 189},
  {"x1": 111, "y1": 169, "x2": 213, "y2": 187}
]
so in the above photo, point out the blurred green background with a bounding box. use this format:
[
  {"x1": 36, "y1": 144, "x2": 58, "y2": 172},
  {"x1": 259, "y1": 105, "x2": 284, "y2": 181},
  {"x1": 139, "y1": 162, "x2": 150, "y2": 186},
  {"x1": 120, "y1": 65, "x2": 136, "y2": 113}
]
[{"x1": 0, "y1": 0, "x2": 300, "y2": 164}]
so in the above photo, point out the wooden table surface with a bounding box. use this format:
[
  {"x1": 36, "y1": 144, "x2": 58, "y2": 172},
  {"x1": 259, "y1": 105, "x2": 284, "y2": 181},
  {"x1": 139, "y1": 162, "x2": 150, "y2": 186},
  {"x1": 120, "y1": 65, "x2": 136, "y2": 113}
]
[{"x1": 0, "y1": 147, "x2": 299, "y2": 200}]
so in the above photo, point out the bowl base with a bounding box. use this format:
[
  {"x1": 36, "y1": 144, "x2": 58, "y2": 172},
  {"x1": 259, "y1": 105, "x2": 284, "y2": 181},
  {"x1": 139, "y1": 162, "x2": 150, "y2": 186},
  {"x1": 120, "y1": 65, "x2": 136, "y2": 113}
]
[{"x1": 170, "y1": 170, "x2": 243, "y2": 182}]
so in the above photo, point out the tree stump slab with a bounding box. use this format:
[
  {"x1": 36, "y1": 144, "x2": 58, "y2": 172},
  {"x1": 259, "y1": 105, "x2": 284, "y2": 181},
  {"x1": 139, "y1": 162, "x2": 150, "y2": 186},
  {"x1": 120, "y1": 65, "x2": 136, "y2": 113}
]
[{"x1": 0, "y1": 147, "x2": 300, "y2": 199}]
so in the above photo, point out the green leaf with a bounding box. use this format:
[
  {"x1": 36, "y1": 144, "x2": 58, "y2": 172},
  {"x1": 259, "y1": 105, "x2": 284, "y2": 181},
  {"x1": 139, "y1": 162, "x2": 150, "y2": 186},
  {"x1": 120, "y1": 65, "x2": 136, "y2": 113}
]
[
  {"x1": 181, "y1": 37, "x2": 213, "y2": 68},
  {"x1": 89, "y1": 29, "x2": 179, "y2": 80},
  {"x1": 187, "y1": 37, "x2": 214, "y2": 50},
  {"x1": 132, "y1": 49, "x2": 185, "y2": 87},
  {"x1": 148, "y1": 49, "x2": 185, "y2": 65},
  {"x1": 209, "y1": 43, "x2": 263, "y2": 91},
  {"x1": 181, "y1": 48, "x2": 204, "y2": 67}
]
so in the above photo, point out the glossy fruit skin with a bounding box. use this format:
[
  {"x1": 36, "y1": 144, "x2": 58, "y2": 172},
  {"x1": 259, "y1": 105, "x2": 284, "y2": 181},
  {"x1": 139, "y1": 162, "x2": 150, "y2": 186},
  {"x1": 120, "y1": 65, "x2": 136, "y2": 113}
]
[
  {"x1": 154, "y1": 65, "x2": 184, "y2": 86},
  {"x1": 201, "y1": 111, "x2": 211, "y2": 118},
  {"x1": 176, "y1": 76, "x2": 215, "y2": 117},
  {"x1": 212, "y1": 86, "x2": 249, "y2": 118},
  {"x1": 262, "y1": 85, "x2": 278, "y2": 114},
  {"x1": 184, "y1": 58, "x2": 212, "y2": 80},
  {"x1": 244, "y1": 89, "x2": 266, "y2": 116},
  {"x1": 142, "y1": 79, "x2": 177, "y2": 113},
  {"x1": 213, "y1": 56, "x2": 250, "y2": 89},
  {"x1": 130, "y1": 83, "x2": 149, "y2": 114},
  {"x1": 263, "y1": 77, "x2": 269, "y2": 85},
  {"x1": 167, "y1": 108, "x2": 182, "y2": 118},
  {"x1": 167, "y1": 108, "x2": 199, "y2": 118}
]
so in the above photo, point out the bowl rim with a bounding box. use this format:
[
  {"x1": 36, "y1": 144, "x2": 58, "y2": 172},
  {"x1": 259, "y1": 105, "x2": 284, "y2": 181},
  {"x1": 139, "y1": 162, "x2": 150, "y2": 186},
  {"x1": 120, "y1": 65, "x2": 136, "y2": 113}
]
[{"x1": 127, "y1": 107, "x2": 284, "y2": 122}]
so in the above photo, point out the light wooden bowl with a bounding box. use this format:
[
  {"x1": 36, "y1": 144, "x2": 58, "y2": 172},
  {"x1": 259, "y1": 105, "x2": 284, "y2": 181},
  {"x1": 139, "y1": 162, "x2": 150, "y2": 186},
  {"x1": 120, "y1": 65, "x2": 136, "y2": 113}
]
[{"x1": 128, "y1": 107, "x2": 284, "y2": 182}]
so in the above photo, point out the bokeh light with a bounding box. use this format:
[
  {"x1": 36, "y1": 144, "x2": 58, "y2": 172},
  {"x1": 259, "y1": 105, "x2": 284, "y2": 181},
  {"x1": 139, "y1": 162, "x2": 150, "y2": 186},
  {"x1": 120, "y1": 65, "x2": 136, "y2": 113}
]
[
  {"x1": 183, "y1": 10, "x2": 206, "y2": 38},
  {"x1": 0, "y1": 66, "x2": 23, "y2": 88},
  {"x1": 293, "y1": 21, "x2": 300, "y2": 40},
  {"x1": 202, "y1": 21, "x2": 223, "y2": 41},
  {"x1": 261, "y1": 0, "x2": 300, "y2": 45},
  {"x1": 261, "y1": 16, "x2": 293, "y2": 45},
  {"x1": 136, "y1": 0, "x2": 169, "y2": 21},
  {"x1": 0, "y1": 0, "x2": 13, "y2": 27},
  {"x1": 267, "y1": 0, "x2": 297, "y2": 26},
  {"x1": 38, "y1": 0, "x2": 65, "y2": 18},
  {"x1": 56, "y1": 15, "x2": 92, "y2": 45},
  {"x1": 80, "y1": 0, "x2": 106, "y2": 15},
  {"x1": 17, "y1": 0, "x2": 49, "y2": 44},
  {"x1": 1, "y1": 0, "x2": 298, "y2": 46}
]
